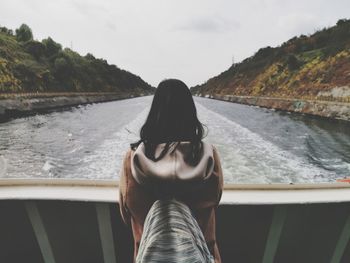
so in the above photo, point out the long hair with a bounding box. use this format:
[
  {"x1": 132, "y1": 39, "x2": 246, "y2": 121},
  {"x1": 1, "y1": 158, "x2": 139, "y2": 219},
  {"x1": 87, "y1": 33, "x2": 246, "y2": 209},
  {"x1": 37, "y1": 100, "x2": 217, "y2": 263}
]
[{"x1": 131, "y1": 79, "x2": 207, "y2": 164}]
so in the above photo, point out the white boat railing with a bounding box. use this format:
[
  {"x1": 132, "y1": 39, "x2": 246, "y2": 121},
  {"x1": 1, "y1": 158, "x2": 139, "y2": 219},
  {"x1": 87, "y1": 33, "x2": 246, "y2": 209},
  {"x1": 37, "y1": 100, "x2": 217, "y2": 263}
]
[{"x1": 0, "y1": 178, "x2": 350, "y2": 204}]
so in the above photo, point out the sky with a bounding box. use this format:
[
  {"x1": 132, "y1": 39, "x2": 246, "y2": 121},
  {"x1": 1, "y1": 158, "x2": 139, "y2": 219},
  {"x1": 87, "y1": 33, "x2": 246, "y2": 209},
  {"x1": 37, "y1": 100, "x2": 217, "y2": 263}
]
[{"x1": 0, "y1": 0, "x2": 349, "y2": 87}]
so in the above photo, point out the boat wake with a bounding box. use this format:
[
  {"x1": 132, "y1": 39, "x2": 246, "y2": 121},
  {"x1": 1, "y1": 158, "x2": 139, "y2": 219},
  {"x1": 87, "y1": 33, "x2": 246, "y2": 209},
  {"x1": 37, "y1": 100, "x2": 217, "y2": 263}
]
[
  {"x1": 78, "y1": 107, "x2": 149, "y2": 179},
  {"x1": 195, "y1": 102, "x2": 338, "y2": 183}
]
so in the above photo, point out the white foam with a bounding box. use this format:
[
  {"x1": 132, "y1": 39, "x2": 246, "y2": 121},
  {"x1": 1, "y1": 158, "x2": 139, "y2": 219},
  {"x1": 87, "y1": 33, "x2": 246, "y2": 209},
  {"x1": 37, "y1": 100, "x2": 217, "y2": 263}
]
[
  {"x1": 42, "y1": 160, "x2": 54, "y2": 172},
  {"x1": 0, "y1": 156, "x2": 7, "y2": 177},
  {"x1": 195, "y1": 102, "x2": 337, "y2": 183},
  {"x1": 78, "y1": 107, "x2": 149, "y2": 179}
]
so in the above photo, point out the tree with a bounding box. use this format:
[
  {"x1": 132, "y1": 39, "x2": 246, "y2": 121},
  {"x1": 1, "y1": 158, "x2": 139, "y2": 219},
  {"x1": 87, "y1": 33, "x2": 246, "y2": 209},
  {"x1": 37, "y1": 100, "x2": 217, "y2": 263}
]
[
  {"x1": 286, "y1": 54, "x2": 300, "y2": 71},
  {"x1": 53, "y1": 57, "x2": 74, "y2": 80},
  {"x1": 85, "y1": 53, "x2": 95, "y2": 60},
  {"x1": 336, "y1": 19, "x2": 349, "y2": 26},
  {"x1": 0, "y1": 26, "x2": 13, "y2": 35},
  {"x1": 24, "y1": 40, "x2": 46, "y2": 60},
  {"x1": 42, "y1": 37, "x2": 62, "y2": 57},
  {"x1": 15, "y1": 24, "x2": 33, "y2": 42},
  {"x1": 255, "y1": 46, "x2": 274, "y2": 59}
]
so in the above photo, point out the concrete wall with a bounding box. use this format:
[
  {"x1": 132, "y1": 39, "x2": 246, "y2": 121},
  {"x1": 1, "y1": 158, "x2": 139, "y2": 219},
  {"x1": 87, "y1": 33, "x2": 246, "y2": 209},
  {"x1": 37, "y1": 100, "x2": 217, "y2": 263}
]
[
  {"x1": 196, "y1": 94, "x2": 350, "y2": 122},
  {"x1": 0, "y1": 93, "x2": 152, "y2": 120}
]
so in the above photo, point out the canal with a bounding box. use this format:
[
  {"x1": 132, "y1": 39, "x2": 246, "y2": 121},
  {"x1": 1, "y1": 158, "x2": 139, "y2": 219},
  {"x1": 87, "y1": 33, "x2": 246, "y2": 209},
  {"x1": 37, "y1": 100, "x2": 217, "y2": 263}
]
[{"x1": 0, "y1": 96, "x2": 349, "y2": 183}]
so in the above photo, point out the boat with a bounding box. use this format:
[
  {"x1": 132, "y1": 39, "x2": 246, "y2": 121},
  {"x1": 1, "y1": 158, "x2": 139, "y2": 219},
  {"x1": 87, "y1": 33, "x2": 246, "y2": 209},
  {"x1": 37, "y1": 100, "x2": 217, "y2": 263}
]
[{"x1": 0, "y1": 178, "x2": 350, "y2": 263}]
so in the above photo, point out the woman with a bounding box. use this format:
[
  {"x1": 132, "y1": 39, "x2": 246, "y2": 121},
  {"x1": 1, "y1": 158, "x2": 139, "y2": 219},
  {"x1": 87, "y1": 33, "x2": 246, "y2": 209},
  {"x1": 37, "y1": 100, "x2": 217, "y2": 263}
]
[{"x1": 119, "y1": 79, "x2": 223, "y2": 263}]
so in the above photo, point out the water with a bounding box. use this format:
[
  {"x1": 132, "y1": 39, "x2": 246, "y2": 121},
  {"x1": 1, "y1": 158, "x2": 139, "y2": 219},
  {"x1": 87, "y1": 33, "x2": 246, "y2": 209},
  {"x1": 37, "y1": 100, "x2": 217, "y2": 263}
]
[{"x1": 0, "y1": 96, "x2": 349, "y2": 183}]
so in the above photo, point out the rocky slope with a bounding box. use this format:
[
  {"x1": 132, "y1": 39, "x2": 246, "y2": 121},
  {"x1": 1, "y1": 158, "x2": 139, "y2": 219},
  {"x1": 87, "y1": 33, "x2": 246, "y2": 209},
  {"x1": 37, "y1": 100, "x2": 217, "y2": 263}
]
[{"x1": 191, "y1": 19, "x2": 350, "y2": 103}]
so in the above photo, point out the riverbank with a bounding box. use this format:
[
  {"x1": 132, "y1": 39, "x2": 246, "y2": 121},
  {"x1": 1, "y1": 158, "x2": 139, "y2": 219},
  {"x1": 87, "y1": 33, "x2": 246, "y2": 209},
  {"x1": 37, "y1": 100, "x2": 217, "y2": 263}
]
[
  {"x1": 195, "y1": 94, "x2": 350, "y2": 121},
  {"x1": 0, "y1": 92, "x2": 153, "y2": 121}
]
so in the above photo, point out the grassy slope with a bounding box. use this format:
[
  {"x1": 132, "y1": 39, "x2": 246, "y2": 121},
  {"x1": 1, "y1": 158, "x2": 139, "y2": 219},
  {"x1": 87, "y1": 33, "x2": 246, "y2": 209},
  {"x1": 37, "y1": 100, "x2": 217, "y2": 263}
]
[
  {"x1": 191, "y1": 19, "x2": 350, "y2": 102},
  {"x1": 0, "y1": 26, "x2": 155, "y2": 95}
]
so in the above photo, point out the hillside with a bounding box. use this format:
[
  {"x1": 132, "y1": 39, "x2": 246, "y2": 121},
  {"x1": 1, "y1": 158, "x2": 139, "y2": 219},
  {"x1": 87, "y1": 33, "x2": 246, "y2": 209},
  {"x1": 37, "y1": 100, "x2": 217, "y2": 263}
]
[
  {"x1": 191, "y1": 19, "x2": 350, "y2": 102},
  {"x1": 0, "y1": 24, "x2": 155, "y2": 95}
]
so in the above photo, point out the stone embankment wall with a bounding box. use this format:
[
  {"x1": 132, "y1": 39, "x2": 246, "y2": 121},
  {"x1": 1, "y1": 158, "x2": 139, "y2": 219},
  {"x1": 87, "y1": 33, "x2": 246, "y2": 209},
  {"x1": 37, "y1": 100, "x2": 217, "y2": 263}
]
[
  {"x1": 195, "y1": 94, "x2": 350, "y2": 121},
  {"x1": 0, "y1": 93, "x2": 152, "y2": 120}
]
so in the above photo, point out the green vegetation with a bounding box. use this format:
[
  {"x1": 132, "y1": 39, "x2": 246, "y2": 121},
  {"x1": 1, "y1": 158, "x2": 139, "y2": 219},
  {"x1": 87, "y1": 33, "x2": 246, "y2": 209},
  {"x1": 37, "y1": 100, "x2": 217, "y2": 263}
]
[
  {"x1": 15, "y1": 24, "x2": 33, "y2": 42},
  {"x1": 0, "y1": 23, "x2": 154, "y2": 95},
  {"x1": 191, "y1": 19, "x2": 350, "y2": 102}
]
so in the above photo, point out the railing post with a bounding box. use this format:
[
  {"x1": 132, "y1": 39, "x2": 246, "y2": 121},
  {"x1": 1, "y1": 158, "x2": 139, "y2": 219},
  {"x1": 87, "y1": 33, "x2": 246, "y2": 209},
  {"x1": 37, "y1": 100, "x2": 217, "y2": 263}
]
[
  {"x1": 25, "y1": 201, "x2": 56, "y2": 263},
  {"x1": 330, "y1": 213, "x2": 350, "y2": 263},
  {"x1": 96, "y1": 203, "x2": 117, "y2": 263},
  {"x1": 262, "y1": 205, "x2": 287, "y2": 263}
]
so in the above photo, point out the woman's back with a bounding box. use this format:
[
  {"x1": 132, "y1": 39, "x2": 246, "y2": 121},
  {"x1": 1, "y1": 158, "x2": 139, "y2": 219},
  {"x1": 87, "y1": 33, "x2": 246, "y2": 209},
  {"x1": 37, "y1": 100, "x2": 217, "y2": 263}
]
[{"x1": 119, "y1": 79, "x2": 223, "y2": 263}]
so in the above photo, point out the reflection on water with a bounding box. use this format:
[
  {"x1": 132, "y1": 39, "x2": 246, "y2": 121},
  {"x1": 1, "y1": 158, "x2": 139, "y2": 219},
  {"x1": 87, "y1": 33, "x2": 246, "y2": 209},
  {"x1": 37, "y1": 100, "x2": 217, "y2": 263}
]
[{"x1": 0, "y1": 96, "x2": 349, "y2": 183}]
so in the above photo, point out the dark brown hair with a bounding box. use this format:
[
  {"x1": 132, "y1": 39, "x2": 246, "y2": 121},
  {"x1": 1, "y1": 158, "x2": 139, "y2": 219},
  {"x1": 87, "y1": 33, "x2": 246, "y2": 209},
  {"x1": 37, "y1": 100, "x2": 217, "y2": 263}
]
[{"x1": 131, "y1": 79, "x2": 207, "y2": 164}]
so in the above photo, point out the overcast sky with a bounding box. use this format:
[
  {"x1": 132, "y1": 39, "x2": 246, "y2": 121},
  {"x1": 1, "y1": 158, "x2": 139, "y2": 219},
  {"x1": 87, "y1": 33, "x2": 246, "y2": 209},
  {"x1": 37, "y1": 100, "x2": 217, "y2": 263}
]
[{"x1": 0, "y1": 0, "x2": 349, "y2": 87}]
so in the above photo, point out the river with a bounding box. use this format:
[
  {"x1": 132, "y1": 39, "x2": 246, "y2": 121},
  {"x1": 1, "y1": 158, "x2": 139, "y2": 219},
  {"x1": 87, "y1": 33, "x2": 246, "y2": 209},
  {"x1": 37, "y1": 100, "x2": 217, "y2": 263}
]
[{"x1": 0, "y1": 96, "x2": 349, "y2": 183}]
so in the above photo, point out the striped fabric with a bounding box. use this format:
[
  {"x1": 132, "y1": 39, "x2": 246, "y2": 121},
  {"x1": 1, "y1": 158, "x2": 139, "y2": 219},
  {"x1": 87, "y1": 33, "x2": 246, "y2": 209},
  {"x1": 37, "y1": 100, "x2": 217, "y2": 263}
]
[{"x1": 136, "y1": 199, "x2": 215, "y2": 263}]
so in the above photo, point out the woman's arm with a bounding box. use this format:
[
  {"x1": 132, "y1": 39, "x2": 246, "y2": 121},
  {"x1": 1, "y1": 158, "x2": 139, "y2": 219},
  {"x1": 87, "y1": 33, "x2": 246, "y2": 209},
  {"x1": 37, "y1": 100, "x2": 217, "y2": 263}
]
[
  {"x1": 212, "y1": 145, "x2": 224, "y2": 205},
  {"x1": 119, "y1": 149, "x2": 132, "y2": 226}
]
